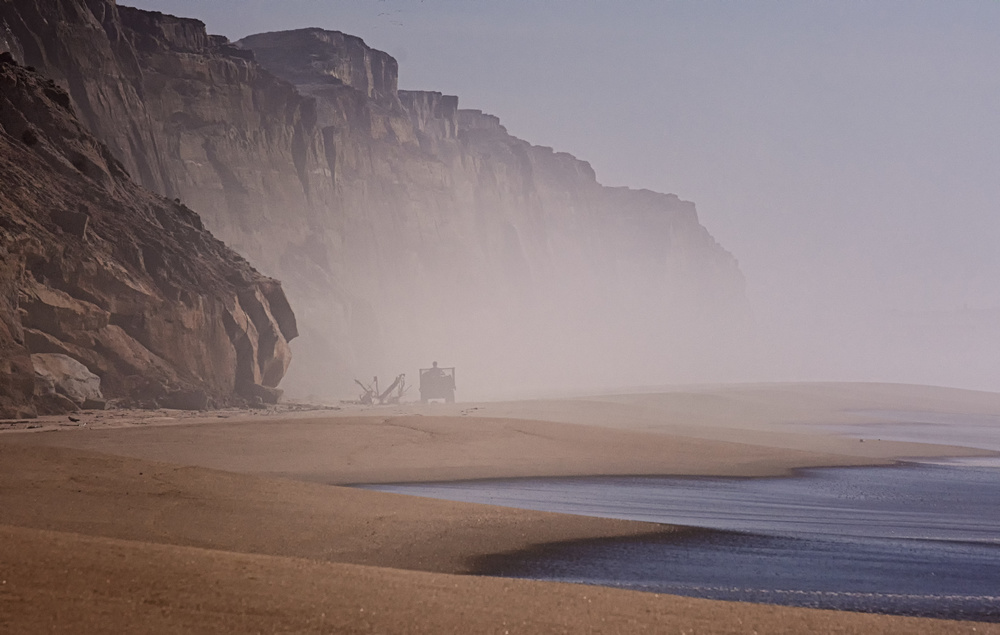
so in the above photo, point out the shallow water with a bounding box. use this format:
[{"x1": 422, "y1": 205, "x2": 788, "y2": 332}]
[
  {"x1": 362, "y1": 464, "x2": 1000, "y2": 620},
  {"x1": 826, "y1": 409, "x2": 1000, "y2": 468}
]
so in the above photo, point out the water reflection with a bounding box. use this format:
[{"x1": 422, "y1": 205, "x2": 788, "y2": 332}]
[{"x1": 362, "y1": 464, "x2": 1000, "y2": 619}]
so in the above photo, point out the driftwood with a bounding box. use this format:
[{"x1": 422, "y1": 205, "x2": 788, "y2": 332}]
[{"x1": 352, "y1": 374, "x2": 407, "y2": 405}]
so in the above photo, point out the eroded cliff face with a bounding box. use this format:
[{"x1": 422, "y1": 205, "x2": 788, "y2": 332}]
[
  {"x1": 0, "y1": 54, "x2": 295, "y2": 416},
  {"x1": 1, "y1": 2, "x2": 748, "y2": 398}
]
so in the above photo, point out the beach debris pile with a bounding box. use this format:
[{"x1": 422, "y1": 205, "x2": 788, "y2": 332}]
[{"x1": 352, "y1": 374, "x2": 408, "y2": 405}]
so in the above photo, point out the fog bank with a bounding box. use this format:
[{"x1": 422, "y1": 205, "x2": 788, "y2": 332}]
[{"x1": 123, "y1": 1, "x2": 1000, "y2": 396}]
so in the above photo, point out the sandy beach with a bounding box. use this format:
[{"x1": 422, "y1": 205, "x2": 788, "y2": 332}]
[{"x1": 2, "y1": 382, "x2": 999, "y2": 633}]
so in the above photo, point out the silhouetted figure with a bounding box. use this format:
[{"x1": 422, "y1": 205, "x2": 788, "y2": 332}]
[{"x1": 419, "y1": 361, "x2": 455, "y2": 403}]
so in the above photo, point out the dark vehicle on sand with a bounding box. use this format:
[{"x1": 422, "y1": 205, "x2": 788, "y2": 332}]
[{"x1": 419, "y1": 362, "x2": 455, "y2": 403}]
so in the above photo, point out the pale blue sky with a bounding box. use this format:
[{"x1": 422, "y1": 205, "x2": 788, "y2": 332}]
[{"x1": 124, "y1": 0, "x2": 1000, "y2": 388}]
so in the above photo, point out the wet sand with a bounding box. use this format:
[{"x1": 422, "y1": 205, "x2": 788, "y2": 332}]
[{"x1": 2, "y1": 382, "x2": 999, "y2": 633}]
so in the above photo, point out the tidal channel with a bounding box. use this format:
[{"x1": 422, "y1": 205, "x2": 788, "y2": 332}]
[{"x1": 360, "y1": 463, "x2": 1000, "y2": 621}]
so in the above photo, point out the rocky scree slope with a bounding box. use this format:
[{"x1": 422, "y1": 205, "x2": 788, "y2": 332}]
[
  {"x1": 1, "y1": 2, "x2": 748, "y2": 397},
  {"x1": 0, "y1": 54, "x2": 296, "y2": 417}
]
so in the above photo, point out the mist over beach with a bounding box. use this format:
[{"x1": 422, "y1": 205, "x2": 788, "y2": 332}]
[
  {"x1": 121, "y1": 0, "x2": 1000, "y2": 397},
  {"x1": 2, "y1": 1, "x2": 1000, "y2": 633}
]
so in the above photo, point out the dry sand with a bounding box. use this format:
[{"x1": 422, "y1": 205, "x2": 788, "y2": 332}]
[{"x1": 2, "y1": 382, "x2": 999, "y2": 633}]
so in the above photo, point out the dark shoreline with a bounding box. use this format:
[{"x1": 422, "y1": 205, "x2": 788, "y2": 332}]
[
  {"x1": 469, "y1": 528, "x2": 1000, "y2": 622},
  {"x1": 367, "y1": 463, "x2": 1000, "y2": 622},
  {"x1": 468, "y1": 525, "x2": 735, "y2": 575}
]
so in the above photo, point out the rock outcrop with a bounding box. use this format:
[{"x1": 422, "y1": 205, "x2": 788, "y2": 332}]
[
  {"x1": 31, "y1": 352, "x2": 103, "y2": 413},
  {"x1": 1, "y1": 2, "x2": 747, "y2": 397},
  {"x1": 0, "y1": 54, "x2": 296, "y2": 417}
]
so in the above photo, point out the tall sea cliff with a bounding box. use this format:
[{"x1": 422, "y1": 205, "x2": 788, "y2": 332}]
[
  {"x1": 0, "y1": 52, "x2": 296, "y2": 417},
  {"x1": 1, "y1": 1, "x2": 748, "y2": 397}
]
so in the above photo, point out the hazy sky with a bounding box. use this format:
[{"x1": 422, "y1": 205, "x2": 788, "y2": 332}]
[{"x1": 125, "y1": 0, "x2": 1000, "y2": 389}]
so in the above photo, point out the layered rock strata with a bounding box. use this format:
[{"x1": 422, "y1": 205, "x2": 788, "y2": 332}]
[
  {"x1": 0, "y1": 55, "x2": 296, "y2": 417},
  {"x1": 1, "y1": 2, "x2": 747, "y2": 398}
]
